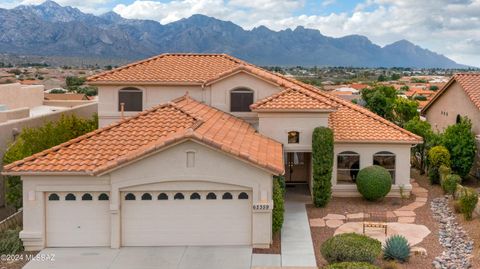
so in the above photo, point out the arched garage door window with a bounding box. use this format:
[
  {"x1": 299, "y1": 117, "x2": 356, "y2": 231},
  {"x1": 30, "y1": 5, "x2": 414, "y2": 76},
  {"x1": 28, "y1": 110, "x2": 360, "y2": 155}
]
[
  {"x1": 336, "y1": 151, "x2": 360, "y2": 184},
  {"x1": 230, "y1": 88, "x2": 253, "y2": 112},
  {"x1": 118, "y1": 87, "x2": 142, "y2": 112},
  {"x1": 373, "y1": 151, "x2": 396, "y2": 183}
]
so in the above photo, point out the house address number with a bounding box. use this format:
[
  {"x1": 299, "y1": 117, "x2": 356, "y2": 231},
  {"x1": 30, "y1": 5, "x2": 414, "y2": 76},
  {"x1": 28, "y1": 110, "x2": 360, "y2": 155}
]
[{"x1": 253, "y1": 204, "x2": 270, "y2": 210}]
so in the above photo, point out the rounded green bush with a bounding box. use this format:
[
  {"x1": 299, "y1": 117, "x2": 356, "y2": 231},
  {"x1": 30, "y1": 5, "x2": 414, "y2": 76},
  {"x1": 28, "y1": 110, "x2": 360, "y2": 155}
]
[
  {"x1": 442, "y1": 174, "x2": 461, "y2": 195},
  {"x1": 322, "y1": 262, "x2": 380, "y2": 269},
  {"x1": 356, "y1": 166, "x2": 392, "y2": 201},
  {"x1": 320, "y1": 233, "x2": 382, "y2": 264}
]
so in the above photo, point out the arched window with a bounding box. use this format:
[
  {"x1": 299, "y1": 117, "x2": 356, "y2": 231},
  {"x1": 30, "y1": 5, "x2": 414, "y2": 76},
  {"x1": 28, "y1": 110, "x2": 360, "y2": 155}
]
[
  {"x1": 222, "y1": 192, "x2": 233, "y2": 200},
  {"x1": 48, "y1": 193, "x2": 60, "y2": 201},
  {"x1": 174, "y1": 193, "x2": 185, "y2": 200},
  {"x1": 158, "y1": 193, "x2": 168, "y2": 200},
  {"x1": 141, "y1": 193, "x2": 152, "y2": 200},
  {"x1": 118, "y1": 87, "x2": 142, "y2": 112},
  {"x1": 98, "y1": 193, "x2": 109, "y2": 201},
  {"x1": 65, "y1": 193, "x2": 76, "y2": 201},
  {"x1": 373, "y1": 151, "x2": 396, "y2": 183},
  {"x1": 82, "y1": 193, "x2": 93, "y2": 201},
  {"x1": 230, "y1": 88, "x2": 254, "y2": 112},
  {"x1": 337, "y1": 151, "x2": 360, "y2": 184},
  {"x1": 125, "y1": 193, "x2": 136, "y2": 200},
  {"x1": 288, "y1": 131, "x2": 300, "y2": 144},
  {"x1": 190, "y1": 193, "x2": 201, "y2": 200},
  {"x1": 206, "y1": 192, "x2": 217, "y2": 200},
  {"x1": 238, "y1": 192, "x2": 249, "y2": 200}
]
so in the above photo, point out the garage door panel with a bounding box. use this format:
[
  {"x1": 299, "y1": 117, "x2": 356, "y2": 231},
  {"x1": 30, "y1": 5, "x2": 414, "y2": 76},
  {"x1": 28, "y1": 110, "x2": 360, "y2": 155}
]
[
  {"x1": 46, "y1": 192, "x2": 110, "y2": 247},
  {"x1": 122, "y1": 191, "x2": 251, "y2": 246}
]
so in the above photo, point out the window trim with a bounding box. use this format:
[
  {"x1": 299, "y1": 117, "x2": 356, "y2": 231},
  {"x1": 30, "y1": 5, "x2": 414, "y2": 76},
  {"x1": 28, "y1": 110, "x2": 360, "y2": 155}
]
[
  {"x1": 230, "y1": 88, "x2": 254, "y2": 112},
  {"x1": 373, "y1": 151, "x2": 396, "y2": 183},
  {"x1": 118, "y1": 87, "x2": 143, "y2": 112},
  {"x1": 336, "y1": 151, "x2": 360, "y2": 185},
  {"x1": 287, "y1": 131, "x2": 300, "y2": 144}
]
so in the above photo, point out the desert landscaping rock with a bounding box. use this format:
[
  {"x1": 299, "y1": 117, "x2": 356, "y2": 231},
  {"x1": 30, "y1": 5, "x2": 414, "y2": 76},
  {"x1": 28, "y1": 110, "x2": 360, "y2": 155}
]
[
  {"x1": 325, "y1": 219, "x2": 344, "y2": 228},
  {"x1": 323, "y1": 214, "x2": 346, "y2": 220},
  {"x1": 393, "y1": 210, "x2": 416, "y2": 217},
  {"x1": 309, "y1": 218, "x2": 325, "y2": 227},
  {"x1": 411, "y1": 246, "x2": 428, "y2": 256},
  {"x1": 346, "y1": 213, "x2": 364, "y2": 220},
  {"x1": 431, "y1": 197, "x2": 474, "y2": 269},
  {"x1": 398, "y1": 217, "x2": 415, "y2": 223}
]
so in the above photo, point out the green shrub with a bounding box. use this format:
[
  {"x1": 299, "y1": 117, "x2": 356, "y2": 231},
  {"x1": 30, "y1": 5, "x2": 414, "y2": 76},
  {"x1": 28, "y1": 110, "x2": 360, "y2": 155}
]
[
  {"x1": 438, "y1": 165, "x2": 451, "y2": 182},
  {"x1": 427, "y1": 146, "x2": 450, "y2": 184},
  {"x1": 442, "y1": 117, "x2": 477, "y2": 177},
  {"x1": 383, "y1": 235, "x2": 410, "y2": 263},
  {"x1": 3, "y1": 114, "x2": 98, "y2": 208},
  {"x1": 272, "y1": 176, "x2": 285, "y2": 233},
  {"x1": 322, "y1": 262, "x2": 380, "y2": 269},
  {"x1": 0, "y1": 227, "x2": 23, "y2": 255},
  {"x1": 312, "y1": 127, "x2": 334, "y2": 207},
  {"x1": 442, "y1": 174, "x2": 461, "y2": 196},
  {"x1": 356, "y1": 166, "x2": 392, "y2": 201},
  {"x1": 321, "y1": 233, "x2": 382, "y2": 264},
  {"x1": 459, "y1": 187, "x2": 478, "y2": 221}
]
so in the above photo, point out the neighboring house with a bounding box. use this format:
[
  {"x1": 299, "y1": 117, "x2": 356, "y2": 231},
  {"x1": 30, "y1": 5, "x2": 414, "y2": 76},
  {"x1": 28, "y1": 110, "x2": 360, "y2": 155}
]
[
  {"x1": 3, "y1": 54, "x2": 421, "y2": 250},
  {"x1": 421, "y1": 73, "x2": 480, "y2": 177}
]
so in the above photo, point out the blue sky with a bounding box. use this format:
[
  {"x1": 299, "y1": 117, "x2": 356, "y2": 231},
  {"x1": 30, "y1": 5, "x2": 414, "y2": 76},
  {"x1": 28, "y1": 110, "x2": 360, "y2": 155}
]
[{"x1": 3, "y1": 0, "x2": 480, "y2": 66}]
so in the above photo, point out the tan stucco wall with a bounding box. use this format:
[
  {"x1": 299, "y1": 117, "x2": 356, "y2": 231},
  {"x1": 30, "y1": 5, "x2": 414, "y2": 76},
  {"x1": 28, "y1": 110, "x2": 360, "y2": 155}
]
[
  {"x1": 19, "y1": 140, "x2": 274, "y2": 250},
  {"x1": 258, "y1": 112, "x2": 330, "y2": 152},
  {"x1": 0, "y1": 83, "x2": 44, "y2": 110},
  {"x1": 425, "y1": 81, "x2": 480, "y2": 135},
  {"x1": 97, "y1": 71, "x2": 282, "y2": 127},
  {"x1": 332, "y1": 143, "x2": 413, "y2": 197}
]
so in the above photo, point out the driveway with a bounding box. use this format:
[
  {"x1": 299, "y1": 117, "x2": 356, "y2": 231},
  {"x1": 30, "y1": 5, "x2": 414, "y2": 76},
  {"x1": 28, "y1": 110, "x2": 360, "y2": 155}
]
[{"x1": 23, "y1": 246, "x2": 252, "y2": 269}]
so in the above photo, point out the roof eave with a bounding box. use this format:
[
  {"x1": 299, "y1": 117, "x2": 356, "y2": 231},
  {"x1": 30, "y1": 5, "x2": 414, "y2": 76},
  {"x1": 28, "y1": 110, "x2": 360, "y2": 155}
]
[
  {"x1": 88, "y1": 81, "x2": 204, "y2": 86},
  {"x1": 1, "y1": 171, "x2": 92, "y2": 176},
  {"x1": 253, "y1": 108, "x2": 337, "y2": 113},
  {"x1": 334, "y1": 139, "x2": 423, "y2": 145}
]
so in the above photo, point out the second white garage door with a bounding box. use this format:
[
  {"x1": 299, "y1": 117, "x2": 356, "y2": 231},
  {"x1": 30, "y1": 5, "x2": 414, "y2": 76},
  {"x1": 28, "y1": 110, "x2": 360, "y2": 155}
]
[{"x1": 121, "y1": 190, "x2": 252, "y2": 246}]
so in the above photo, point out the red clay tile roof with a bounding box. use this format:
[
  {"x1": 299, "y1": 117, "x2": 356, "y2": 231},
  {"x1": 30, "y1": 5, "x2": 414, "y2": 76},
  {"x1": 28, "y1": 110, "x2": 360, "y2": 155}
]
[
  {"x1": 250, "y1": 87, "x2": 338, "y2": 111},
  {"x1": 3, "y1": 96, "x2": 284, "y2": 175}
]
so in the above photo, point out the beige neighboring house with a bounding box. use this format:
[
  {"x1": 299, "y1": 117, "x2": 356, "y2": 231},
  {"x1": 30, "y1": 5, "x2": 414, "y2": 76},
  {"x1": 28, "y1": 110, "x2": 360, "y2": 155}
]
[
  {"x1": 421, "y1": 73, "x2": 480, "y2": 177},
  {"x1": 3, "y1": 54, "x2": 421, "y2": 251}
]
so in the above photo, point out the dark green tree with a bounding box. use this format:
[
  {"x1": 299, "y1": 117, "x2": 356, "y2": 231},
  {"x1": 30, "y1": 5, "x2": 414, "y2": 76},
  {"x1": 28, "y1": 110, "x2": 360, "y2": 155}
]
[
  {"x1": 404, "y1": 117, "x2": 434, "y2": 174},
  {"x1": 442, "y1": 117, "x2": 477, "y2": 177},
  {"x1": 361, "y1": 86, "x2": 397, "y2": 120},
  {"x1": 312, "y1": 127, "x2": 334, "y2": 207},
  {"x1": 392, "y1": 98, "x2": 419, "y2": 127}
]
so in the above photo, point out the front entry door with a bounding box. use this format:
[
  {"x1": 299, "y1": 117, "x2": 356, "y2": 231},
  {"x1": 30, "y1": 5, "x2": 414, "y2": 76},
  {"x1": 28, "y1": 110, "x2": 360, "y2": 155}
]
[{"x1": 285, "y1": 152, "x2": 311, "y2": 184}]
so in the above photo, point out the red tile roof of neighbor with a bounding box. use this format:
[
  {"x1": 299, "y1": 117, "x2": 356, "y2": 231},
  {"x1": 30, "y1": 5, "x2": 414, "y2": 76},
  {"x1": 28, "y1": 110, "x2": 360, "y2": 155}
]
[
  {"x1": 4, "y1": 53, "x2": 422, "y2": 175},
  {"x1": 422, "y1": 73, "x2": 480, "y2": 113},
  {"x1": 3, "y1": 95, "x2": 284, "y2": 175}
]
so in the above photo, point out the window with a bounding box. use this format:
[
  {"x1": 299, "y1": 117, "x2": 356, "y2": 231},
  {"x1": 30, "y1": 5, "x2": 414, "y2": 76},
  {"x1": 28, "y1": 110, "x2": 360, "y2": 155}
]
[
  {"x1": 118, "y1": 87, "x2": 142, "y2": 112},
  {"x1": 174, "y1": 193, "x2": 185, "y2": 200},
  {"x1": 206, "y1": 192, "x2": 217, "y2": 200},
  {"x1": 158, "y1": 193, "x2": 168, "y2": 200},
  {"x1": 82, "y1": 193, "x2": 93, "y2": 201},
  {"x1": 238, "y1": 192, "x2": 249, "y2": 200},
  {"x1": 125, "y1": 193, "x2": 136, "y2": 200},
  {"x1": 337, "y1": 151, "x2": 360, "y2": 184},
  {"x1": 288, "y1": 131, "x2": 300, "y2": 144},
  {"x1": 190, "y1": 193, "x2": 201, "y2": 200},
  {"x1": 65, "y1": 193, "x2": 76, "y2": 201},
  {"x1": 141, "y1": 193, "x2": 152, "y2": 200},
  {"x1": 48, "y1": 193, "x2": 60, "y2": 201},
  {"x1": 230, "y1": 88, "x2": 254, "y2": 112},
  {"x1": 98, "y1": 193, "x2": 109, "y2": 201},
  {"x1": 222, "y1": 192, "x2": 233, "y2": 200},
  {"x1": 373, "y1": 151, "x2": 396, "y2": 183}
]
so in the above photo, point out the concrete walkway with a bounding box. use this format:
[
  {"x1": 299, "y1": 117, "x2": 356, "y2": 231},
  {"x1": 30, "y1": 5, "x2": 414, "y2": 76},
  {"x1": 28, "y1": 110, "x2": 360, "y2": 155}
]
[
  {"x1": 281, "y1": 185, "x2": 317, "y2": 267},
  {"x1": 23, "y1": 246, "x2": 252, "y2": 269}
]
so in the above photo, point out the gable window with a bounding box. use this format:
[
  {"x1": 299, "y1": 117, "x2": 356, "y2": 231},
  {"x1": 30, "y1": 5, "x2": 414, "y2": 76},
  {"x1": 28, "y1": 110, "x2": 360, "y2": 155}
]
[
  {"x1": 373, "y1": 151, "x2": 396, "y2": 183},
  {"x1": 337, "y1": 151, "x2": 360, "y2": 184},
  {"x1": 158, "y1": 193, "x2": 168, "y2": 200},
  {"x1": 82, "y1": 193, "x2": 93, "y2": 201},
  {"x1": 141, "y1": 193, "x2": 152, "y2": 200},
  {"x1": 206, "y1": 192, "x2": 217, "y2": 200},
  {"x1": 125, "y1": 193, "x2": 136, "y2": 200},
  {"x1": 65, "y1": 193, "x2": 76, "y2": 201},
  {"x1": 48, "y1": 193, "x2": 60, "y2": 201},
  {"x1": 238, "y1": 192, "x2": 249, "y2": 200},
  {"x1": 98, "y1": 193, "x2": 109, "y2": 201},
  {"x1": 174, "y1": 193, "x2": 185, "y2": 200},
  {"x1": 230, "y1": 88, "x2": 254, "y2": 112},
  {"x1": 288, "y1": 131, "x2": 300, "y2": 144},
  {"x1": 190, "y1": 193, "x2": 201, "y2": 200},
  {"x1": 222, "y1": 192, "x2": 233, "y2": 200},
  {"x1": 118, "y1": 87, "x2": 142, "y2": 112}
]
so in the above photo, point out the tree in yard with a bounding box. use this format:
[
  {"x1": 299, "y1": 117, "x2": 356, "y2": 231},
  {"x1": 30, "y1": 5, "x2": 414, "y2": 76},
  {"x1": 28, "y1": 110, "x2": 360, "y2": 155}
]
[
  {"x1": 312, "y1": 127, "x2": 334, "y2": 207},
  {"x1": 361, "y1": 86, "x2": 397, "y2": 120},
  {"x1": 442, "y1": 117, "x2": 477, "y2": 177},
  {"x1": 392, "y1": 98, "x2": 419, "y2": 127},
  {"x1": 429, "y1": 85, "x2": 439, "y2": 91},
  {"x1": 405, "y1": 117, "x2": 434, "y2": 174}
]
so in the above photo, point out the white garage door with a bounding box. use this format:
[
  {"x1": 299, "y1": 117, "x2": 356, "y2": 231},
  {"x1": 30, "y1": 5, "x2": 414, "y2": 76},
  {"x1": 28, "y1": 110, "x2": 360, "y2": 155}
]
[
  {"x1": 46, "y1": 192, "x2": 110, "y2": 247},
  {"x1": 121, "y1": 190, "x2": 252, "y2": 246}
]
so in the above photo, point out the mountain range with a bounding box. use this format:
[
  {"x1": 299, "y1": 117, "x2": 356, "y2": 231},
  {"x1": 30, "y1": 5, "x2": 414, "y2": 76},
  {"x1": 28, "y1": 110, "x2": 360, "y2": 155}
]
[{"x1": 0, "y1": 1, "x2": 467, "y2": 68}]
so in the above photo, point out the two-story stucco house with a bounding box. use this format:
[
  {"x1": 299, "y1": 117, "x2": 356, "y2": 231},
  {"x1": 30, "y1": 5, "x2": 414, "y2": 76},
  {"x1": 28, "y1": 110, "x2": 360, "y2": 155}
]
[
  {"x1": 421, "y1": 73, "x2": 480, "y2": 177},
  {"x1": 3, "y1": 54, "x2": 421, "y2": 250}
]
